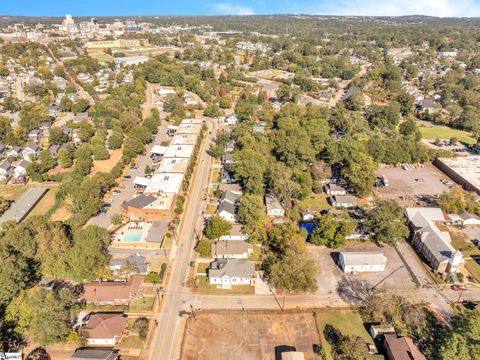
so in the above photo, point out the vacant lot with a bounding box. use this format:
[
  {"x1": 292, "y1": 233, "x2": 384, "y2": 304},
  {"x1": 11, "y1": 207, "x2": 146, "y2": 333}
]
[
  {"x1": 375, "y1": 164, "x2": 455, "y2": 206},
  {"x1": 300, "y1": 193, "x2": 331, "y2": 212},
  {"x1": 181, "y1": 311, "x2": 320, "y2": 360},
  {"x1": 315, "y1": 309, "x2": 377, "y2": 360},
  {"x1": 27, "y1": 186, "x2": 58, "y2": 218},
  {"x1": 418, "y1": 124, "x2": 476, "y2": 144}
]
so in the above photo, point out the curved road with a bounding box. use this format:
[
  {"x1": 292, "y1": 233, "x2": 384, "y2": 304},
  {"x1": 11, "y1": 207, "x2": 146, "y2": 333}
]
[{"x1": 147, "y1": 117, "x2": 217, "y2": 360}]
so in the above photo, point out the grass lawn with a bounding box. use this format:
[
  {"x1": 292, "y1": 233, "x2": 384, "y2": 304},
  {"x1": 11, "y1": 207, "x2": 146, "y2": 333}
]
[
  {"x1": 119, "y1": 335, "x2": 145, "y2": 349},
  {"x1": 300, "y1": 193, "x2": 331, "y2": 212},
  {"x1": 195, "y1": 275, "x2": 254, "y2": 295},
  {"x1": 211, "y1": 168, "x2": 221, "y2": 183},
  {"x1": 315, "y1": 310, "x2": 375, "y2": 360},
  {"x1": 446, "y1": 228, "x2": 480, "y2": 282},
  {"x1": 89, "y1": 53, "x2": 114, "y2": 62},
  {"x1": 418, "y1": 124, "x2": 476, "y2": 144},
  {"x1": 27, "y1": 186, "x2": 58, "y2": 218},
  {"x1": 206, "y1": 204, "x2": 217, "y2": 215},
  {"x1": 0, "y1": 185, "x2": 28, "y2": 201},
  {"x1": 128, "y1": 296, "x2": 155, "y2": 312},
  {"x1": 248, "y1": 244, "x2": 262, "y2": 262},
  {"x1": 196, "y1": 262, "x2": 209, "y2": 274}
]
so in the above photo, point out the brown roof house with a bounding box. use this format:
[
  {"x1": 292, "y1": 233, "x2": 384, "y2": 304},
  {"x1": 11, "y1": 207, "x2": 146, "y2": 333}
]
[
  {"x1": 82, "y1": 275, "x2": 143, "y2": 306},
  {"x1": 383, "y1": 334, "x2": 426, "y2": 360},
  {"x1": 80, "y1": 312, "x2": 127, "y2": 346}
]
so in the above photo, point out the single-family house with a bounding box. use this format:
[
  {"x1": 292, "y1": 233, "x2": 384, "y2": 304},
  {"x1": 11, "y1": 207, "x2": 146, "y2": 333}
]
[
  {"x1": 383, "y1": 334, "x2": 426, "y2": 360},
  {"x1": 49, "y1": 144, "x2": 61, "y2": 157},
  {"x1": 39, "y1": 120, "x2": 53, "y2": 131},
  {"x1": 339, "y1": 252, "x2": 388, "y2": 273},
  {"x1": 74, "y1": 112, "x2": 91, "y2": 123},
  {"x1": 325, "y1": 183, "x2": 347, "y2": 196},
  {"x1": 80, "y1": 312, "x2": 127, "y2": 346},
  {"x1": 0, "y1": 160, "x2": 12, "y2": 180},
  {"x1": 220, "y1": 190, "x2": 239, "y2": 205},
  {"x1": 225, "y1": 141, "x2": 235, "y2": 153},
  {"x1": 6, "y1": 146, "x2": 22, "y2": 158},
  {"x1": 330, "y1": 195, "x2": 357, "y2": 208},
  {"x1": 419, "y1": 98, "x2": 439, "y2": 113},
  {"x1": 302, "y1": 208, "x2": 314, "y2": 222},
  {"x1": 458, "y1": 211, "x2": 480, "y2": 225},
  {"x1": 28, "y1": 129, "x2": 42, "y2": 142},
  {"x1": 405, "y1": 207, "x2": 465, "y2": 274},
  {"x1": 212, "y1": 240, "x2": 253, "y2": 259},
  {"x1": 319, "y1": 91, "x2": 332, "y2": 102},
  {"x1": 217, "y1": 201, "x2": 237, "y2": 222},
  {"x1": 82, "y1": 275, "x2": 143, "y2": 306},
  {"x1": 218, "y1": 224, "x2": 249, "y2": 241},
  {"x1": 265, "y1": 194, "x2": 285, "y2": 218},
  {"x1": 221, "y1": 153, "x2": 234, "y2": 165},
  {"x1": 208, "y1": 258, "x2": 255, "y2": 289},
  {"x1": 53, "y1": 77, "x2": 67, "y2": 91},
  {"x1": 22, "y1": 143, "x2": 40, "y2": 161},
  {"x1": 14, "y1": 160, "x2": 30, "y2": 178},
  {"x1": 0, "y1": 142, "x2": 5, "y2": 157},
  {"x1": 224, "y1": 114, "x2": 238, "y2": 126},
  {"x1": 69, "y1": 349, "x2": 119, "y2": 360},
  {"x1": 221, "y1": 167, "x2": 235, "y2": 184},
  {"x1": 109, "y1": 254, "x2": 150, "y2": 275},
  {"x1": 48, "y1": 103, "x2": 59, "y2": 117}
]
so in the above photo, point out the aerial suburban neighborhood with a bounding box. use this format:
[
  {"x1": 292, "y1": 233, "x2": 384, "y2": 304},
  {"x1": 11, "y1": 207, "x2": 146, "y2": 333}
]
[{"x1": 0, "y1": 2, "x2": 479, "y2": 360}]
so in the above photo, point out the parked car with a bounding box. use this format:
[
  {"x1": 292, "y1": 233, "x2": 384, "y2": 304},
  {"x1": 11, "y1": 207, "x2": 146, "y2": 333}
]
[{"x1": 112, "y1": 190, "x2": 121, "y2": 195}]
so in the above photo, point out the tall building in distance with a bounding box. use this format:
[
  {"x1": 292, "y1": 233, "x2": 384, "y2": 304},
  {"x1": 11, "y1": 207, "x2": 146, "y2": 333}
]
[{"x1": 63, "y1": 14, "x2": 78, "y2": 35}]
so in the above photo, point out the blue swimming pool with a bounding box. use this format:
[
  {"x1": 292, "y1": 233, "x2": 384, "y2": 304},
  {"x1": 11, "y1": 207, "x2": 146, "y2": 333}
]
[{"x1": 122, "y1": 232, "x2": 142, "y2": 242}]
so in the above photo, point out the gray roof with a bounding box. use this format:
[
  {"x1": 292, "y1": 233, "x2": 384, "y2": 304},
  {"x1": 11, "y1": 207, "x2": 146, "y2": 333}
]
[
  {"x1": 212, "y1": 240, "x2": 253, "y2": 256},
  {"x1": 340, "y1": 252, "x2": 387, "y2": 266},
  {"x1": 26, "y1": 142, "x2": 40, "y2": 151},
  {"x1": 458, "y1": 211, "x2": 480, "y2": 221},
  {"x1": 109, "y1": 254, "x2": 150, "y2": 274},
  {"x1": 124, "y1": 194, "x2": 157, "y2": 209},
  {"x1": 17, "y1": 160, "x2": 30, "y2": 169},
  {"x1": 0, "y1": 187, "x2": 48, "y2": 224},
  {"x1": 70, "y1": 349, "x2": 119, "y2": 360},
  {"x1": 421, "y1": 98, "x2": 436, "y2": 108},
  {"x1": 0, "y1": 142, "x2": 5, "y2": 152},
  {"x1": 209, "y1": 258, "x2": 255, "y2": 278},
  {"x1": 145, "y1": 220, "x2": 169, "y2": 243},
  {"x1": 218, "y1": 201, "x2": 236, "y2": 216},
  {"x1": 265, "y1": 194, "x2": 284, "y2": 211},
  {"x1": 220, "y1": 190, "x2": 239, "y2": 205},
  {"x1": 342, "y1": 86, "x2": 361, "y2": 101},
  {"x1": 0, "y1": 160, "x2": 11, "y2": 171},
  {"x1": 332, "y1": 195, "x2": 357, "y2": 204}
]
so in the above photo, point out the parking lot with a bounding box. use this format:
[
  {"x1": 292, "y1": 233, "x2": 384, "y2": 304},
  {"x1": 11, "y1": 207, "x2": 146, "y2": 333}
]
[
  {"x1": 375, "y1": 164, "x2": 457, "y2": 206},
  {"x1": 90, "y1": 125, "x2": 169, "y2": 228},
  {"x1": 308, "y1": 242, "x2": 418, "y2": 295}
]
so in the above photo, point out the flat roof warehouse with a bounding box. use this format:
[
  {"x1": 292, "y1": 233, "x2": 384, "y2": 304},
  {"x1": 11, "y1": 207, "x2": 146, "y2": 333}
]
[{"x1": 434, "y1": 156, "x2": 480, "y2": 195}]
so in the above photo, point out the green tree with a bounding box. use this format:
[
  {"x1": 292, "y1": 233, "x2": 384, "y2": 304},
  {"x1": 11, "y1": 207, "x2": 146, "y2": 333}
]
[
  {"x1": 107, "y1": 131, "x2": 124, "y2": 149},
  {"x1": 49, "y1": 126, "x2": 69, "y2": 145},
  {"x1": 205, "y1": 215, "x2": 232, "y2": 240},
  {"x1": 310, "y1": 214, "x2": 356, "y2": 248},
  {"x1": 111, "y1": 213, "x2": 123, "y2": 226},
  {"x1": 342, "y1": 153, "x2": 376, "y2": 196},
  {"x1": 19, "y1": 103, "x2": 49, "y2": 132},
  {"x1": 134, "y1": 317, "x2": 150, "y2": 339},
  {"x1": 195, "y1": 239, "x2": 212, "y2": 257},
  {"x1": 366, "y1": 200, "x2": 409, "y2": 246},
  {"x1": 203, "y1": 103, "x2": 221, "y2": 118},
  {"x1": 58, "y1": 145, "x2": 75, "y2": 168},
  {"x1": 0, "y1": 196, "x2": 10, "y2": 216}
]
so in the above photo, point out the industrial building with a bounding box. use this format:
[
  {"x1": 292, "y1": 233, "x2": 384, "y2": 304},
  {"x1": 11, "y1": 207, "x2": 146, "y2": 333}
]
[
  {"x1": 0, "y1": 187, "x2": 48, "y2": 224},
  {"x1": 434, "y1": 156, "x2": 480, "y2": 195}
]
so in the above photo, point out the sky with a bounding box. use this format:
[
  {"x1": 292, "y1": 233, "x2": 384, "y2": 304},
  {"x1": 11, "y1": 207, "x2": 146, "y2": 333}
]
[{"x1": 1, "y1": 0, "x2": 480, "y2": 18}]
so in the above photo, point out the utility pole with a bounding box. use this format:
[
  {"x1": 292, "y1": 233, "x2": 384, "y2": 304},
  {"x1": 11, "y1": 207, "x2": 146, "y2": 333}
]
[
  {"x1": 282, "y1": 291, "x2": 285, "y2": 310},
  {"x1": 190, "y1": 304, "x2": 196, "y2": 320}
]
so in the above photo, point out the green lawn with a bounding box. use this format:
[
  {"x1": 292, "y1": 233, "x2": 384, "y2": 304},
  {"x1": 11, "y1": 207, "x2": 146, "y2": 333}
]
[
  {"x1": 418, "y1": 125, "x2": 476, "y2": 144},
  {"x1": 196, "y1": 262, "x2": 209, "y2": 274},
  {"x1": 300, "y1": 193, "x2": 331, "y2": 212},
  {"x1": 119, "y1": 335, "x2": 145, "y2": 349},
  {"x1": 315, "y1": 310, "x2": 378, "y2": 360},
  {"x1": 89, "y1": 53, "x2": 114, "y2": 62},
  {"x1": 249, "y1": 244, "x2": 262, "y2": 262},
  {"x1": 128, "y1": 296, "x2": 155, "y2": 312},
  {"x1": 195, "y1": 275, "x2": 254, "y2": 295},
  {"x1": 447, "y1": 228, "x2": 480, "y2": 282}
]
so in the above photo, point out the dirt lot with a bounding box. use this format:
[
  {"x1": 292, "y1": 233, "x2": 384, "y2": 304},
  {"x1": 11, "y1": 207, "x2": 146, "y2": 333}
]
[
  {"x1": 308, "y1": 242, "x2": 417, "y2": 295},
  {"x1": 181, "y1": 311, "x2": 320, "y2": 360},
  {"x1": 375, "y1": 164, "x2": 456, "y2": 206}
]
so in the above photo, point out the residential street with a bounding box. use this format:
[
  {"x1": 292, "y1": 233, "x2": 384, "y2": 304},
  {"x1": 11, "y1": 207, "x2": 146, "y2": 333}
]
[{"x1": 147, "y1": 118, "x2": 217, "y2": 360}]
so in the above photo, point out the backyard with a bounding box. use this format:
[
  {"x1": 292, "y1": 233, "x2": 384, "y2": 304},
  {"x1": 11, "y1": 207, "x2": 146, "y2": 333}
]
[
  {"x1": 315, "y1": 309, "x2": 382, "y2": 360},
  {"x1": 300, "y1": 193, "x2": 331, "y2": 212}
]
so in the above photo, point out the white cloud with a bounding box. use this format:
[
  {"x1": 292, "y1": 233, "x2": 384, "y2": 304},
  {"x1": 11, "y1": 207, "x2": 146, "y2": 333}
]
[
  {"x1": 213, "y1": 3, "x2": 255, "y2": 15},
  {"x1": 292, "y1": 0, "x2": 480, "y2": 17}
]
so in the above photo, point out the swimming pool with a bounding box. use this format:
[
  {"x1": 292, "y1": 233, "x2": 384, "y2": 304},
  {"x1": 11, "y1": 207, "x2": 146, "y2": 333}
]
[{"x1": 122, "y1": 232, "x2": 142, "y2": 242}]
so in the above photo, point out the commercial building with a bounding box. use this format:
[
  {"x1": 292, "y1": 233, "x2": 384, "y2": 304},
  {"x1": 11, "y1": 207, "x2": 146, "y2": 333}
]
[
  {"x1": 405, "y1": 208, "x2": 464, "y2": 274},
  {"x1": 120, "y1": 193, "x2": 176, "y2": 222},
  {"x1": 144, "y1": 172, "x2": 184, "y2": 195},
  {"x1": 339, "y1": 252, "x2": 388, "y2": 273},
  {"x1": 114, "y1": 55, "x2": 149, "y2": 67},
  {"x1": 156, "y1": 157, "x2": 189, "y2": 174},
  {"x1": 434, "y1": 156, "x2": 480, "y2": 195},
  {"x1": 85, "y1": 39, "x2": 149, "y2": 51},
  {"x1": 163, "y1": 144, "x2": 194, "y2": 159},
  {"x1": 171, "y1": 133, "x2": 198, "y2": 146}
]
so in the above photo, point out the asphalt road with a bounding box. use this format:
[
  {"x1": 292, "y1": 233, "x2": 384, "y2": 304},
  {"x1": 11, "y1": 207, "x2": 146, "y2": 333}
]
[{"x1": 147, "y1": 118, "x2": 217, "y2": 360}]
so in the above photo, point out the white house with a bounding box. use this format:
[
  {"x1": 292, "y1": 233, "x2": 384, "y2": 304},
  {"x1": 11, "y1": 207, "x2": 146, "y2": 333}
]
[
  {"x1": 208, "y1": 258, "x2": 255, "y2": 289},
  {"x1": 325, "y1": 183, "x2": 347, "y2": 196},
  {"x1": 22, "y1": 143, "x2": 40, "y2": 161},
  {"x1": 217, "y1": 201, "x2": 236, "y2": 222},
  {"x1": 212, "y1": 240, "x2": 253, "y2": 259},
  {"x1": 458, "y1": 211, "x2": 480, "y2": 225},
  {"x1": 224, "y1": 114, "x2": 238, "y2": 126},
  {"x1": 339, "y1": 252, "x2": 388, "y2": 273},
  {"x1": 265, "y1": 194, "x2": 285, "y2": 218},
  {"x1": 6, "y1": 146, "x2": 22, "y2": 158},
  {"x1": 218, "y1": 224, "x2": 249, "y2": 241},
  {"x1": 0, "y1": 161, "x2": 12, "y2": 181},
  {"x1": 14, "y1": 160, "x2": 30, "y2": 178}
]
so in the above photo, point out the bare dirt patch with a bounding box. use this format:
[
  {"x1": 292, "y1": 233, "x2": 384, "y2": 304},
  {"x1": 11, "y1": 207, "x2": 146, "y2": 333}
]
[
  {"x1": 181, "y1": 311, "x2": 320, "y2": 360},
  {"x1": 90, "y1": 149, "x2": 123, "y2": 175},
  {"x1": 375, "y1": 164, "x2": 455, "y2": 206}
]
